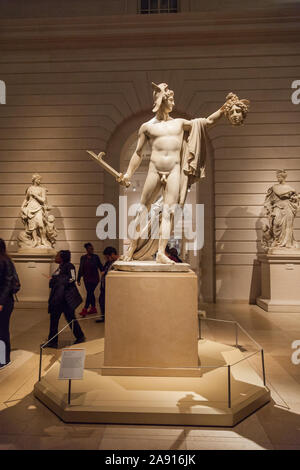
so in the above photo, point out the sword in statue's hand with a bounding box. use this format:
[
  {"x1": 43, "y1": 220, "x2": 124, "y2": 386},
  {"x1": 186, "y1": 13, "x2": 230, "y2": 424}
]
[{"x1": 86, "y1": 151, "x2": 131, "y2": 188}]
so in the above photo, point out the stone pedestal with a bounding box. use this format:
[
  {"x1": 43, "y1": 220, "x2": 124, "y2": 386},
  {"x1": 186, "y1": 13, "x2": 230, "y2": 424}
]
[
  {"x1": 257, "y1": 252, "x2": 300, "y2": 312},
  {"x1": 103, "y1": 270, "x2": 199, "y2": 377},
  {"x1": 10, "y1": 252, "x2": 55, "y2": 302},
  {"x1": 34, "y1": 336, "x2": 270, "y2": 427}
]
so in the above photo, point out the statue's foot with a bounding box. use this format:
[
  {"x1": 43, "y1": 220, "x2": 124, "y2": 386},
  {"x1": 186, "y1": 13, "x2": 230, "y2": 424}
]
[
  {"x1": 156, "y1": 251, "x2": 175, "y2": 265},
  {"x1": 120, "y1": 242, "x2": 138, "y2": 262},
  {"x1": 119, "y1": 251, "x2": 134, "y2": 262}
]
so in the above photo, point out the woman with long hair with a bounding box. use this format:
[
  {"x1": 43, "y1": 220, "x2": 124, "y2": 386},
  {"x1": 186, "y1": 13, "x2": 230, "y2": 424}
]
[{"x1": 0, "y1": 238, "x2": 16, "y2": 369}]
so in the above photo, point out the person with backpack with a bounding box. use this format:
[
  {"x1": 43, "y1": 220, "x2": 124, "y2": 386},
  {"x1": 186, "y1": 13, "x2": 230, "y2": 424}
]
[
  {"x1": 47, "y1": 250, "x2": 85, "y2": 348},
  {"x1": 0, "y1": 238, "x2": 20, "y2": 369}
]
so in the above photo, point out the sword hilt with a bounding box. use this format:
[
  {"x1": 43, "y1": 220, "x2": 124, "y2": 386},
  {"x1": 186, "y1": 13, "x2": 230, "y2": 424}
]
[{"x1": 116, "y1": 173, "x2": 131, "y2": 188}]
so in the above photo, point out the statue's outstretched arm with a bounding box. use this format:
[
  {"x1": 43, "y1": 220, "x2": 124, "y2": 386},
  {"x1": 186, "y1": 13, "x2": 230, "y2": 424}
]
[
  {"x1": 182, "y1": 106, "x2": 225, "y2": 131},
  {"x1": 206, "y1": 106, "x2": 225, "y2": 127}
]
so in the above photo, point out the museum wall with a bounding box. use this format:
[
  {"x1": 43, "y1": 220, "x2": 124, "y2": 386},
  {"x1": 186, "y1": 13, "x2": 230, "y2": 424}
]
[
  {"x1": 0, "y1": 0, "x2": 298, "y2": 18},
  {"x1": 0, "y1": 4, "x2": 299, "y2": 302}
]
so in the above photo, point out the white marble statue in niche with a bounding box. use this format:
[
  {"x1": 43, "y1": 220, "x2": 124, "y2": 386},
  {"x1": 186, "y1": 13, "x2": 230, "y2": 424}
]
[
  {"x1": 18, "y1": 174, "x2": 58, "y2": 251},
  {"x1": 262, "y1": 170, "x2": 300, "y2": 251},
  {"x1": 88, "y1": 84, "x2": 249, "y2": 265}
]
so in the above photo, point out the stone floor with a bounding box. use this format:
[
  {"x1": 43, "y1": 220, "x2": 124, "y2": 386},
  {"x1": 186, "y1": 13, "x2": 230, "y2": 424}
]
[{"x1": 0, "y1": 302, "x2": 300, "y2": 450}]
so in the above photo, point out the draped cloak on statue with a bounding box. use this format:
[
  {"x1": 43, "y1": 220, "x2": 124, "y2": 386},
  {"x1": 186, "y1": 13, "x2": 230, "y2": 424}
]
[{"x1": 131, "y1": 118, "x2": 212, "y2": 260}]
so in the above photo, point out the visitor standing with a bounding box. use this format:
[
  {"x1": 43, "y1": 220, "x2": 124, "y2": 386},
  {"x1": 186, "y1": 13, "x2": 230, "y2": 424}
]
[
  {"x1": 96, "y1": 246, "x2": 118, "y2": 323},
  {"x1": 47, "y1": 250, "x2": 85, "y2": 348},
  {"x1": 0, "y1": 239, "x2": 20, "y2": 369},
  {"x1": 77, "y1": 243, "x2": 103, "y2": 317}
]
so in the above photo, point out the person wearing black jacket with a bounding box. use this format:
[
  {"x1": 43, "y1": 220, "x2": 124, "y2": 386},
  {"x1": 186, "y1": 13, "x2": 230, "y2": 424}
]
[
  {"x1": 96, "y1": 246, "x2": 118, "y2": 324},
  {"x1": 47, "y1": 250, "x2": 85, "y2": 348},
  {"x1": 0, "y1": 239, "x2": 15, "y2": 369},
  {"x1": 77, "y1": 243, "x2": 103, "y2": 317}
]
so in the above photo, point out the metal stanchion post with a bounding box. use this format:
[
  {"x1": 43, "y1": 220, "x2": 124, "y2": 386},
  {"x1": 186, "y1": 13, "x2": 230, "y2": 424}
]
[
  {"x1": 68, "y1": 379, "x2": 72, "y2": 405},
  {"x1": 39, "y1": 346, "x2": 43, "y2": 381},
  {"x1": 227, "y1": 366, "x2": 231, "y2": 409},
  {"x1": 261, "y1": 349, "x2": 266, "y2": 386},
  {"x1": 235, "y1": 322, "x2": 239, "y2": 348}
]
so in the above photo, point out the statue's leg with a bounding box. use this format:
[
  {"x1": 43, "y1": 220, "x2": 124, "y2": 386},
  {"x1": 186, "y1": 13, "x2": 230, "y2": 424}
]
[
  {"x1": 41, "y1": 229, "x2": 51, "y2": 247},
  {"x1": 121, "y1": 169, "x2": 161, "y2": 261},
  {"x1": 36, "y1": 210, "x2": 51, "y2": 247},
  {"x1": 25, "y1": 218, "x2": 38, "y2": 247},
  {"x1": 32, "y1": 229, "x2": 39, "y2": 247},
  {"x1": 157, "y1": 166, "x2": 181, "y2": 264}
]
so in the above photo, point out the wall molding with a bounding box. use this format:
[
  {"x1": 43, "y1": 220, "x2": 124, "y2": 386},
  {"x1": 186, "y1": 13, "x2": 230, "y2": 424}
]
[{"x1": 0, "y1": 6, "x2": 300, "y2": 50}]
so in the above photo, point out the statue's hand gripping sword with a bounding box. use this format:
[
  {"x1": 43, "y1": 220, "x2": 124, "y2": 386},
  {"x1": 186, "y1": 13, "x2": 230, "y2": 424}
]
[{"x1": 86, "y1": 151, "x2": 131, "y2": 188}]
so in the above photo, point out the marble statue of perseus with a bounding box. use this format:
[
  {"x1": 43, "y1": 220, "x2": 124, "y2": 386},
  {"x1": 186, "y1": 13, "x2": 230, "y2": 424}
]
[
  {"x1": 262, "y1": 170, "x2": 300, "y2": 251},
  {"x1": 89, "y1": 84, "x2": 250, "y2": 264},
  {"x1": 18, "y1": 174, "x2": 58, "y2": 251}
]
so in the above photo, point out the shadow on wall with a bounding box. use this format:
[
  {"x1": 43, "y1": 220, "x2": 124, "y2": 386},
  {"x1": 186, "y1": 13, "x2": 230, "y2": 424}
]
[
  {"x1": 7, "y1": 216, "x2": 23, "y2": 253},
  {"x1": 50, "y1": 206, "x2": 68, "y2": 253},
  {"x1": 215, "y1": 206, "x2": 264, "y2": 304},
  {"x1": 252, "y1": 208, "x2": 266, "y2": 303}
]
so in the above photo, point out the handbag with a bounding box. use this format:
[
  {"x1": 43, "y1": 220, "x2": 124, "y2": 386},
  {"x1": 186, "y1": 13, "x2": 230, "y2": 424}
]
[{"x1": 64, "y1": 283, "x2": 83, "y2": 311}]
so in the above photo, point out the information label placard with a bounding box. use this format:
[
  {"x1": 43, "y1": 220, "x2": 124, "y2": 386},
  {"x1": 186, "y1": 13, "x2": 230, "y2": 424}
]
[{"x1": 58, "y1": 348, "x2": 86, "y2": 380}]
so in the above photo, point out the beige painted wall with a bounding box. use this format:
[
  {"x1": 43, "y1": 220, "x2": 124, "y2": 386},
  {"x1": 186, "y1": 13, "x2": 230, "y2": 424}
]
[{"x1": 0, "y1": 4, "x2": 299, "y2": 302}]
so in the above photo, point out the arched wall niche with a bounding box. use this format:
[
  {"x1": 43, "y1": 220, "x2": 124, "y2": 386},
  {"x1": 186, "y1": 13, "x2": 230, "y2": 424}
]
[{"x1": 105, "y1": 108, "x2": 215, "y2": 303}]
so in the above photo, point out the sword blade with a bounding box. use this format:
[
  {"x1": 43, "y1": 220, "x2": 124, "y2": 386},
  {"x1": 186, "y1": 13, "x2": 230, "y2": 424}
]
[
  {"x1": 86, "y1": 150, "x2": 131, "y2": 188},
  {"x1": 86, "y1": 150, "x2": 120, "y2": 179}
]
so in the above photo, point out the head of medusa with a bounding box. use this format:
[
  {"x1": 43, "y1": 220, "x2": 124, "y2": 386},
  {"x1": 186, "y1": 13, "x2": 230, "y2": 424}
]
[{"x1": 223, "y1": 92, "x2": 250, "y2": 126}]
